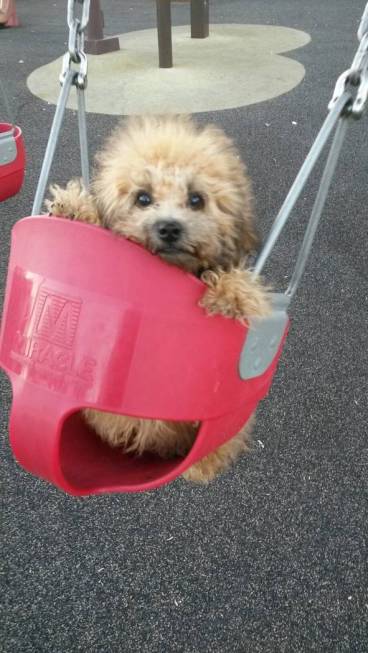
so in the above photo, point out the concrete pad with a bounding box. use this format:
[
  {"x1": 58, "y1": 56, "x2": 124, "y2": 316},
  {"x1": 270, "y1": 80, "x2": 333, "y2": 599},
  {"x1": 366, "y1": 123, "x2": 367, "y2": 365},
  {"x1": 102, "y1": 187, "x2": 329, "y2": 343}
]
[{"x1": 27, "y1": 24, "x2": 310, "y2": 115}]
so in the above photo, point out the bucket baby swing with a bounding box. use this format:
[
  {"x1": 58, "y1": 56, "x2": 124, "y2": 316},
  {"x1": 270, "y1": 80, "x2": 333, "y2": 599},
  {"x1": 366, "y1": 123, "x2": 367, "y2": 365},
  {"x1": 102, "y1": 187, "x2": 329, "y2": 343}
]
[
  {"x1": 0, "y1": 1, "x2": 367, "y2": 495},
  {"x1": 0, "y1": 79, "x2": 25, "y2": 202}
]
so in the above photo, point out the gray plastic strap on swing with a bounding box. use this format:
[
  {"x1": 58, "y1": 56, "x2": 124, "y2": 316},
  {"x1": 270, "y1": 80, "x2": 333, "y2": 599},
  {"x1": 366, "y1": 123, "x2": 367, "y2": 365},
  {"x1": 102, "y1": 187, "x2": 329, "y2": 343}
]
[
  {"x1": 32, "y1": 70, "x2": 75, "y2": 215},
  {"x1": 0, "y1": 128, "x2": 16, "y2": 165},
  {"x1": 239, "y1": 292, "x2": 290, "y2": 380},
  {"x1": 252, "y1": 92, "x2": 351, "y2": 283},
  {"x1": 31, "y1": 70, "x2": 90, "y2": 216},
  {"x1": 239, "y1": 91, "x2": 352, "y2": 380},
  {"x1": 0, "y1": 78, "x2": 17, "y2": 165}
]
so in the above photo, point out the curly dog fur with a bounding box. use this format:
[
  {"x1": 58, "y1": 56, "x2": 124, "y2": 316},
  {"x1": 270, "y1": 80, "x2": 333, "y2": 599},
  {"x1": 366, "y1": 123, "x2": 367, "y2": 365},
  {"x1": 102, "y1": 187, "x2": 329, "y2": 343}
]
[{"x1": 46, "y1": 115, "x2": 270, "y2": 483}]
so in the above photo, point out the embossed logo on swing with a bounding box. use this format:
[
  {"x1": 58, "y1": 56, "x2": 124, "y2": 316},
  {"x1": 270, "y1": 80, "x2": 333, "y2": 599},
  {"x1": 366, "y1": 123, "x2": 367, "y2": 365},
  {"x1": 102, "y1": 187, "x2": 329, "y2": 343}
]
[
  {"x1": 11, "y1": 285, "x2": 96, "y2": 396},
  {"x1": 33, "y1": 289, "x2": 81, "y2": 348}
]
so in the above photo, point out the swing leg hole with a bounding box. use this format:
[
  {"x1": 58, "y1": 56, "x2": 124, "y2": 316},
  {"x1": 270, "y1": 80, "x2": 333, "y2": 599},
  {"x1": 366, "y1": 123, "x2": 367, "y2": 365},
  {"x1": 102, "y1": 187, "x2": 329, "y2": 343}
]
[{"x1": 59, "y1": 411, "x2": 197, "y2": 492}]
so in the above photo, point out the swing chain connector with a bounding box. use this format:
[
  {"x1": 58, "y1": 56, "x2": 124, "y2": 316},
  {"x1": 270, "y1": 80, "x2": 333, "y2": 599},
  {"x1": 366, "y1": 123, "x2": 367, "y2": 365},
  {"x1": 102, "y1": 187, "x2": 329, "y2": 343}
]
[
  {"x1": 60, "y1": 0, "x2": 90, "y2": 90},
  {"x1": 329, "y1": 2, "x2": 368, "y2": 118},
  {"x1": 31, "y1": 0, "x2": 91, "y2": 214}
]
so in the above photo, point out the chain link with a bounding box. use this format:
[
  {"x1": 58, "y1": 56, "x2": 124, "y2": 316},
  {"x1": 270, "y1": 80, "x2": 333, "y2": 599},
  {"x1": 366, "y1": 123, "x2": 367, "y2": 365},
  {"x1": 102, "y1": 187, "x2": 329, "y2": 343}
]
[
  {"x1": 67, "y1": 0, "x2": 91, "y2": 33},
  {"x1": 329, "y1": 2, "x2": 368, "y2": 118},
  {"x1": 60, "y1": 0, "x2": 90, "y2": 90},
  {"x1": 357, "y1": 1, "x2": 368, "y2": 41},
  {"x1": 32, "y1": 0, "x2": 91, "y2": 213}
]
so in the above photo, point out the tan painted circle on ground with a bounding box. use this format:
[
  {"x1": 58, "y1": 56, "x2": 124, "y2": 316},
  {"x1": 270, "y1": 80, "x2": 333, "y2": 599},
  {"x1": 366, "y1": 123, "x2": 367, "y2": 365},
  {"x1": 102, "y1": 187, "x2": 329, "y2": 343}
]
[{"x1": 27, "y1": 24, "x2": 310, "y2": 115}]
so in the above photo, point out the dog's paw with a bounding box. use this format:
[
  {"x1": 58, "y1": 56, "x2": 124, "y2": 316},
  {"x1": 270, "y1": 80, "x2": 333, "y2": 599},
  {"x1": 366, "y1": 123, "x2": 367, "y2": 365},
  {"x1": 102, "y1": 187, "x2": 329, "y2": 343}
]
[
  {"x1": 45, "y1": 179, "x2": 100, "y2": 225},
  {"x1": 199, "y1": 268, "x2": 271, "y2": 323}
]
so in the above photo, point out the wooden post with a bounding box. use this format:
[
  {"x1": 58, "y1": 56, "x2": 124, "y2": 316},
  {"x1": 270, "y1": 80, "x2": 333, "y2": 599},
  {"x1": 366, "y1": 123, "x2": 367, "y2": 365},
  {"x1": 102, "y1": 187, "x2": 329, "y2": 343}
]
[
  {"x1": 85, "y1": 0, "x2": 120, "y2": 55},
  {"x1": 156, "y1": 0, "x2": 173, "y2": 68},
  {"x1": 191, "y1": 0, "x2": 209, "y2": 39}
]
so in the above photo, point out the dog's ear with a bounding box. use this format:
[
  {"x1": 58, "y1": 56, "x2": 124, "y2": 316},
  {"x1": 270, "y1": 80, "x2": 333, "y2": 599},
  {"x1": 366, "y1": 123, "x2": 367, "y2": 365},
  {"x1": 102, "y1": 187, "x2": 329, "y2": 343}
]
[
  {"x1": 237, "y1": 218, "x2": 261, "y2": 257},
  {"x1": 228, "y1": 218, "x2": 259, "y2": 268},
  {"x1": 213, "y1": 186, "x2": 260, "y2": 267}
]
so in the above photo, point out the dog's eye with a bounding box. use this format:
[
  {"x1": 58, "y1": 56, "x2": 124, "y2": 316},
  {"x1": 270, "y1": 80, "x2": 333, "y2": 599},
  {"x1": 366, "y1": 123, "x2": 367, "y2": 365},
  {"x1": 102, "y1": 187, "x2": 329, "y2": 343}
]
[
  {"x1": 136, "y1": 191, "x2": 152, "y2": 208},
  {"x1": 188, "y1": 192, "x2": 204, "y2": 210}
]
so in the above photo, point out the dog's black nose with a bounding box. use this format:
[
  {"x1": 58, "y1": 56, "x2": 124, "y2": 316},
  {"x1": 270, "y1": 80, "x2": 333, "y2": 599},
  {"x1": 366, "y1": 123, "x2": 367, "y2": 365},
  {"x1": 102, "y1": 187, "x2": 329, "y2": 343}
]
[{"x1": 155, "y1": 220, "x2": 183, "y2": 244}]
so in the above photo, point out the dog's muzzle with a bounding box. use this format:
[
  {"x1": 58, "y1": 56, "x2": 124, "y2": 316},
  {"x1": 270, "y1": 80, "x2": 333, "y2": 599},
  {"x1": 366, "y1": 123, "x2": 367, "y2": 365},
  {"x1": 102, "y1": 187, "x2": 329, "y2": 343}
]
[{"x1": 154, "y1": 219, "x2": 183, "y2": 245}]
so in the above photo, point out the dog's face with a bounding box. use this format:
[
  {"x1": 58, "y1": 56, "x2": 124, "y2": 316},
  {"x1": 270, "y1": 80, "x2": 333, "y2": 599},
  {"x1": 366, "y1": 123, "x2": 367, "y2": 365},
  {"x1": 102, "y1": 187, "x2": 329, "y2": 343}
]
[{"x1": 93, "y1": 116, "x2": 259, "y2": 274}]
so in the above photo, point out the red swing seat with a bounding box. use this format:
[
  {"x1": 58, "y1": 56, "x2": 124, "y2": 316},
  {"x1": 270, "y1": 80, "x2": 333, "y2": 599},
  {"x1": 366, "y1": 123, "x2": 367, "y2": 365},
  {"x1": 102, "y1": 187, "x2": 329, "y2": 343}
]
[
  {"x1": 0, "y1": 216, "x2": 288, "y2": 494},
  {"x1": 0, "y1": 123, "x2": 25, "y2": 202}
]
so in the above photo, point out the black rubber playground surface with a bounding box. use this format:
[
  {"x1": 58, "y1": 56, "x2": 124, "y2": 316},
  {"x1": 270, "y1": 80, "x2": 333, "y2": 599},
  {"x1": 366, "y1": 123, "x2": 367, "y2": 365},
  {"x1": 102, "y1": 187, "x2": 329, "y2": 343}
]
[{"x1": 1, "y1": 1, "x2": 367, "y2": 651}]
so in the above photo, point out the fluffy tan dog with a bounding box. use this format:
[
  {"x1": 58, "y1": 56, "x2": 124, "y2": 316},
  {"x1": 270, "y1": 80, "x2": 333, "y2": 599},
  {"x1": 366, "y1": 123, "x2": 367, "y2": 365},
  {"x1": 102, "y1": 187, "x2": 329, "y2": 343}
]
[{"x1": 46, "y1": 115, "x2": 270, "y2": 483}]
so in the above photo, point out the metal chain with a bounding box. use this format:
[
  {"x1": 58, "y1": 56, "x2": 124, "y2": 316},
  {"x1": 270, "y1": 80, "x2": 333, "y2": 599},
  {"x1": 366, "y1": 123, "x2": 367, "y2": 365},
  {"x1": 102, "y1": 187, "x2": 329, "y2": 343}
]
[
  {"x1": 253, "y1": 3, "x2": 368, "y2": 297},
  {"x1": 329, "y1": 2, "x2": 368, "y2": 118},
  {"x1": 32, "y1": 0, "x2": 90, "y2": 215},
  {"x1": 61, "y1": 0, "x2": 90, "y2": 89}
]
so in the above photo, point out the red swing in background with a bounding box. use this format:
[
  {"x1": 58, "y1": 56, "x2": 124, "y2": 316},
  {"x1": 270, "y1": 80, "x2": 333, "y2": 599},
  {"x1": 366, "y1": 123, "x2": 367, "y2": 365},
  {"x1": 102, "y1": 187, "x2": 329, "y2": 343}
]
[
  {"x1": 0, "y1": 1, "x2": 367, "y2": 495},
  {"x1": 0, "y1": 78, "x2": 25, "y2": 202},
  {"x1": 0, "y1": 122, "x2": 25, "y2": 201}
]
